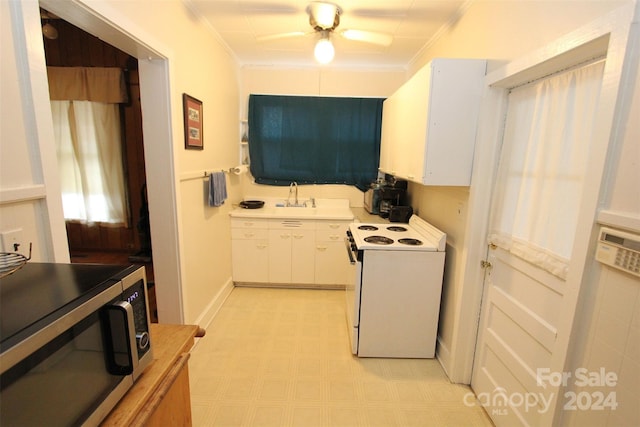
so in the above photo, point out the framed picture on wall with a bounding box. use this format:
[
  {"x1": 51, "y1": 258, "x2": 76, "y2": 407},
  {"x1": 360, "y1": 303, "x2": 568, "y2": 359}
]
[{"x1": 183, "y1": 93, "x2": 203, "y2": 150}]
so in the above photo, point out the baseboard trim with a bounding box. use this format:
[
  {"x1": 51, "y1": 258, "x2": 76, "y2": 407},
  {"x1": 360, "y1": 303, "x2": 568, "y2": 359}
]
[
  {"x1": 233, "y1": 282, "x2": 346, "y2": 290},
  {"x1": 192, "y1": 277, "x2": 234, "y2": 333},
  {"x1": 436, "y1": 335, "x2": 453, "y2": 380}
]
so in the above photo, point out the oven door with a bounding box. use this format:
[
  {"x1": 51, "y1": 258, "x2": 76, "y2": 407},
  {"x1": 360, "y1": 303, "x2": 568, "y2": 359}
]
[
  {"x1": 1, "y1": 298, "x2": 137, "y2": 426},
  {"x1": 344, "y1": 238, "x2": 362, "y2": 355}
]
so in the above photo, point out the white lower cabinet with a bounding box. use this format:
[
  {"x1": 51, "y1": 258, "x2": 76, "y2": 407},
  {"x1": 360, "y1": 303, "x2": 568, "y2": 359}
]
[
  {"x1": 291, "y1": 229, "x2": 316, "y2": 284},
  {"x1": 268, "y1": 225, "x2": 315, "y2": 285},
  {"x1": 231, "y1": 221, "x2": 269, "y2": 283},
  {"x1": 231, "y1": 217, "x2": 351, "y2": 287},
  {"x1": 315, "y1": 221, "x2": 350, "y2": 285},
  {"x1": 268, "y1": 229, "x2": 291, "y2": 283}
]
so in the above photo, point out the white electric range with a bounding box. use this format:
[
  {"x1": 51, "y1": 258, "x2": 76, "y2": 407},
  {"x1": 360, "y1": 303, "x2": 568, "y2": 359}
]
[
  {"x1": 347, "y1": 215, "x2": 446, "y2": 251},
  {"x1": 345, "y1": 215, "x2": 446, "y2": 358}
]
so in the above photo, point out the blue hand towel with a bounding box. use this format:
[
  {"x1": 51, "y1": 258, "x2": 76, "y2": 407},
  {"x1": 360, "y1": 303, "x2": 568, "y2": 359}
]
[{"x1": 208, "y1": 171, "x2": 227, "y2": 207}]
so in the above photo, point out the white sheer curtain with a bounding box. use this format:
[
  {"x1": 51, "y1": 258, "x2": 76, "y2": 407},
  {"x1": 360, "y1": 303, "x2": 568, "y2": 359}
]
[
  {"x1": 489, "y1": 60, "x2": 605, "y2": 279},
  {"x1": 51, "y1": 100, "x2": 128, "y2": 225}
]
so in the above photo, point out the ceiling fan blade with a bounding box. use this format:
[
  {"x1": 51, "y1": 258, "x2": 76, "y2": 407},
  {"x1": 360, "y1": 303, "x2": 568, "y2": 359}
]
[
  {"x1": 256, "y1": 31, "x2": 309, "y2": 42},
  {"x1": 339, "y1": 29, "x2": 392, "y2": 47}
]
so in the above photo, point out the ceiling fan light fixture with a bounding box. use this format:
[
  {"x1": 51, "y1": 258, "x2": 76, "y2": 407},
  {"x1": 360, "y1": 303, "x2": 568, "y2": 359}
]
[
  {"x1": 42, "y1": 22, "x2": 58, "y2": 40},
  {"x1": 314, "y1": 35, "x2": 334, "y2": 64},
  {"x1": 308, "y1": 2, "x2": 340, "y2": 29}
]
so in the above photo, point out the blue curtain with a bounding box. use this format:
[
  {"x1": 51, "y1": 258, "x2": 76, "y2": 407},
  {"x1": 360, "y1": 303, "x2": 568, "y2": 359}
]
[{"x1": 248, "y1": 95, "x2": 384, "y2": 191}]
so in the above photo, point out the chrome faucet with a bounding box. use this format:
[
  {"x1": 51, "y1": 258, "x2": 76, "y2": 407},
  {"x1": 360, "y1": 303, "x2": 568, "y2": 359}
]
[{"x1": 287, "y1": 181, "x2": 298, "y2": 207}]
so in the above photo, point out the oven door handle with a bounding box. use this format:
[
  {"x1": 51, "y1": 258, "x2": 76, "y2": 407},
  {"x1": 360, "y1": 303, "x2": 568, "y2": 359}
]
[{"x1": 344, "y1": 237, "x2": 356, "y2": 265}]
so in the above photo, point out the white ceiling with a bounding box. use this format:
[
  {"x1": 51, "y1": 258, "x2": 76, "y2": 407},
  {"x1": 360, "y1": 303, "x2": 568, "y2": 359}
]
[{"x1": 186, "y1": 0, "x2": 468, "y2": 68}]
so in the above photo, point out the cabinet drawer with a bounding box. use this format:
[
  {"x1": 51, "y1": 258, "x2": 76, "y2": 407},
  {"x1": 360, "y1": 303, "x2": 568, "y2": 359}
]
[
  {"x1": 231, "y1": 218, "x2": 269, "y2": 229},
  {"x1": 316, "y1": 221, "x2": 349, "y2": 232},
  {"x1": 269, "y1": 219, "x2": 316, "y2": 230},
  {"x1": 231, "y1": 228, "x2": 268, "y2": 240},
  {"x1": 316, "y1": 229, "x2": 346, "y2": 242}
]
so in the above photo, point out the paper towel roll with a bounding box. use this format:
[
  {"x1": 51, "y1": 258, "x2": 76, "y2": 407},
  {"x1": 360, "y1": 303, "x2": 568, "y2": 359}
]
[{"x1": 230, "y1": 165, "x2": 248, "y2": 175}]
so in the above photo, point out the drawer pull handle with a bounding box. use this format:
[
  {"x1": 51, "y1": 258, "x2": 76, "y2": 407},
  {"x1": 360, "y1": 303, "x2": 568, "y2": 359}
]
[
  {"x1": 317, "y1": 246, "x2": 327, "y2": 251},
  {"x1": 329, "y1": 224, "x2": 340, "y2": 229},
  {"x1": 329, "y1": 235, "x2": 340, "y2": 240},
  {"x1": 245, "y1": 233, "x2": 255, "y2": 238}
]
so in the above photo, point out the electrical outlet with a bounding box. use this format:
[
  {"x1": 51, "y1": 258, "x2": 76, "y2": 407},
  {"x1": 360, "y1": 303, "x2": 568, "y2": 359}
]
[{"x1": 1, "y1": 228, "x2": 24, "y2": 253}]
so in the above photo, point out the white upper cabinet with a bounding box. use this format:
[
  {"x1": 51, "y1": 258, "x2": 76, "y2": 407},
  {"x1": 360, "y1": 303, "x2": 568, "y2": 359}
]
[{"x1": 379, "y1": 58, "x2": 487, "y2": 186}]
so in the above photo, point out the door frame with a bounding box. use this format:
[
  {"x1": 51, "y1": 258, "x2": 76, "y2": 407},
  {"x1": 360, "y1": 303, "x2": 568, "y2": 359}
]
[{"x1": 449, "y1": 0, "x2": 638, "y2": 400}]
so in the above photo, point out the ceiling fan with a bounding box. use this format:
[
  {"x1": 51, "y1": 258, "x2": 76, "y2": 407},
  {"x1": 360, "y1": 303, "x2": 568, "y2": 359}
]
[{"x1": 257, "y1": 1, "x2": 393, "y2": 64}]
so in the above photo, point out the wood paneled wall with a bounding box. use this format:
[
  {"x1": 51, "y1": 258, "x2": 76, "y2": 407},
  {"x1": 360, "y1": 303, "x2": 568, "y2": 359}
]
[{"x1": 43, "y1": 16, "x2": 147, "y2": 253}]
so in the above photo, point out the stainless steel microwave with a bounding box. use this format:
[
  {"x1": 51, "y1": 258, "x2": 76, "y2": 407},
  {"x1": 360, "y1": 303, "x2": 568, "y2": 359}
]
[{"x1": 0, "y1": 263, "x2": 153, "y2": 426}]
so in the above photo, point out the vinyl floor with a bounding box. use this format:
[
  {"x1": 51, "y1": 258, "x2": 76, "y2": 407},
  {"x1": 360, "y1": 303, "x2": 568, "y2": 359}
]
[{"x1": 189, "y1": 287, "x2": 493, "y2": 426}]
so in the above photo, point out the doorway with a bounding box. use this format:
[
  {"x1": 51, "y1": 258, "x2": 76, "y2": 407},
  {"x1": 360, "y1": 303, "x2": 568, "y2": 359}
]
[
  {"x1": 40, "y1": 11, "x2": 156, "y2": 321},
  {"x1": 468, "y1": 6, "x2": 635, "y2": 423},
  {"x1": 32, "y1": 0, "x2": 183, "y2": 323}
]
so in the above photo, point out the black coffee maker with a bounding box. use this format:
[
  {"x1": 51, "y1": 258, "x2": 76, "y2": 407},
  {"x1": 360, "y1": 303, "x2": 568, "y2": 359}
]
[{"x1": 378, "y1": 175, "x2": 407, "y2": 218}]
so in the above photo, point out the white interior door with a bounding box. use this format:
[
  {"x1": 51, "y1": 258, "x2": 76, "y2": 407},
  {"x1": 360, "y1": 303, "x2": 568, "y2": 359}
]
[{"x1": 471, "y1": 60, "x2": 606, "y2": 426}]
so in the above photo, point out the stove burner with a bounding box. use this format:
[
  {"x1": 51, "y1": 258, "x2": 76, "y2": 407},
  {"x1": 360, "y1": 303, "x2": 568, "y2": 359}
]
[
  {"x1": 364, "y1": 236, "x2": 394, "y2": 245},
  {"x1": 358, "y1": 225, "x2": 379, "y2": 231},
  {"x1": 387, "y1": 226, "x2": 408, "y2": 232},
  {"x1": 398, "y1": 238, "x2": 423, "y2": 246}
]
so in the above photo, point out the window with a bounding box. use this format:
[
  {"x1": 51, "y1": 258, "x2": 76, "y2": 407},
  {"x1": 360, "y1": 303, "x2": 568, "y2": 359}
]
[
  {"x1": 248, "y1": 95, "x2": 384, "y2": 190},
  {"x1": 47, "y1": 67, "x2": 129, "y2": 225},
  {"x1": 51, "y1": 100, "x2": 128, "y2": 225},
  {"x1": 489, "y1": 60, "x2": 605, "y2": 278}
]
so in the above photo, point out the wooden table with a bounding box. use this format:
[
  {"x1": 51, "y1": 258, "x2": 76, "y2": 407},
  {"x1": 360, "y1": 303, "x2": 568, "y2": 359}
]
[{"x1": 101, "y1": 323, "x2": 202, "y2": 427}]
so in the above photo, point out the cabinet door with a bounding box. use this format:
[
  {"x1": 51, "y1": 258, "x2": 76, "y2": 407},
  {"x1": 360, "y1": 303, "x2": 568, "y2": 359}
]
[
  {"x1": 422, "y1": 59, "x2": 485, "y2": 185},
  {"x1": 379, "y1": 94, "x2": 397, "y2": 174},
  {"x1": 403, "y1": 64, "x2": 431, "y2": 182},
  {"x1": 315, "y1": 241, "x2": 349, "y2": 285},
  {"x1": 378, "y1": 58, "x2": 485, "y2": 185},
  {"x1": 268, "y1": 229, "x2": 292, "y2": 283},
  {"x1": 231, "y1": 238, "x2": 269, "y2": 283},
  {"x1": 387, "y1": 64, "x2": 430, "y2": 182},
  {"x1": 315, "y1": 221, "x2": 350, "y2": 285},
  {"x1": 291, "y1": 229, "x2": 315, "y2": 284}
]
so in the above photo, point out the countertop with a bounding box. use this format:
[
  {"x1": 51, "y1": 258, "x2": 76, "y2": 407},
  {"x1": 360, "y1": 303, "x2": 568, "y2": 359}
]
[
  {"x1": 229, "y1": 205, "x2": 392, "y2": 223},
  {"x1": 101, "y1": 323, "x2": 200, "y2": 426},
  {"x1": 228, "y1": 195, "x2": 395, "y2": 223},
  {"x1": 350, "y1": 207, "x2": 391, "y2": 224},
  {"x1": 230, "y1": 198, "x2": 355, "y2": 221}
]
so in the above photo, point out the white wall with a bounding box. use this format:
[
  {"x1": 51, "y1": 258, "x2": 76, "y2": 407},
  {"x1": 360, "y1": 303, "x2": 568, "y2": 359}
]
[
  {"x1": 605, "y1": 57, "x2": 640, "y2": 215},
  {"x1": 562, "y1": 38, "x2": 640, "y2": 427},
  {"x1": 239, "y1": 66, "x2": 407, "y2": 206},
  {"x1": 404, "y1": 0, "x2": 631, "y2": 381},
  {"x1": 0, "y1": 1, "x2": 68, "y2": 263}
]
